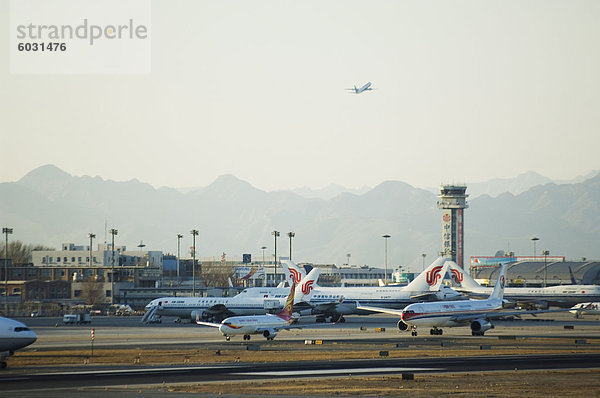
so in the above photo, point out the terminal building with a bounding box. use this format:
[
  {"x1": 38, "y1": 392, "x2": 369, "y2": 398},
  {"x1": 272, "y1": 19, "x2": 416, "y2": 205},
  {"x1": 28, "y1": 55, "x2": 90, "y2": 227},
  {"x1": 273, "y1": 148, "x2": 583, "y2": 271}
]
[{"x1": 469, "y1": 256, "x2": 600, "y2": 286}]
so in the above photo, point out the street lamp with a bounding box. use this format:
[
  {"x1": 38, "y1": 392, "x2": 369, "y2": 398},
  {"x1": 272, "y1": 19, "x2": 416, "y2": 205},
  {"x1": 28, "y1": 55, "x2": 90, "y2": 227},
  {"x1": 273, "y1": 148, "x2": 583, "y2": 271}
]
[
  {"x1": 542, "y1": 250, "x2": 550, "y2": 288},
  {"x1": 346, "y1": 253, "x2": 351, "y2": 266},
  {"x1": 272, "y1": 231, "x2": 280, "y2": 287},
  {"x1": 382, "y1": 234, "x2": 391, "y2": 285},
  {"x1": 3, "y1": 227, "x2": 13, "y2": 315},
  {"x1": 421, "y1": 253, "x2": 427, "y2": 272},
  {"x1": 177, "y1": 234, "x2": 183, "y2": 283},
  {"x1": 287, "y1": 232, "x2": 295, "y2": 261},
  {"x1": 261, "y1": 246, "x2": 267, "y2": 265},
  {"x1": 109, "y1": 229, "x2": 118, "y2": 304},
  {"x1": 531, "y1": 237, "x2": 539, "y2": 260},
  {"x1": 190, "y1": 229, "x2": 199, "y2": 297},
  {"x1": 88, "y1": 233, "x2": 96, "y2": 268}
]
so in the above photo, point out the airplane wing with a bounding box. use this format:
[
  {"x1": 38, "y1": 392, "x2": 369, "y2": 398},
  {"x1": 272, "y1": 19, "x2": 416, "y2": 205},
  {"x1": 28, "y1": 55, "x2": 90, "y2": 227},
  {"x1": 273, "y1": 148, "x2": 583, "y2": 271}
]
[
  {"x1": 450, "y1": 308, "x2": 570, "y2": 323},
  {"x1": 196, "y1": 320, "x2": 222, "y2": 328},
  {"x1": 356, "y1": 302, "x2": 403, "y2": 316}
]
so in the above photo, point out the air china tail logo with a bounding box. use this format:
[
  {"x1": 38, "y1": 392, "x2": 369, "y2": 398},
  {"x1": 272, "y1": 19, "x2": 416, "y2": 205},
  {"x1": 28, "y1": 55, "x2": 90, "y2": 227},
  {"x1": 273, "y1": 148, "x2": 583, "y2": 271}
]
[
  {"x1": 289, "y1": 268, "x2": 302, "y2": 284},
  {"x1": 500, "y1": 275, "x2": 505, "y2": 289},
  {"x1": 450, "y1": 269, "x2": 463, "y2": 283},
  {"x1": 302, "y1": 280, "x2": 314, "y2": 295},
  {"x1": 426, "y1": 266, "x2": 443, "y2": 286}
]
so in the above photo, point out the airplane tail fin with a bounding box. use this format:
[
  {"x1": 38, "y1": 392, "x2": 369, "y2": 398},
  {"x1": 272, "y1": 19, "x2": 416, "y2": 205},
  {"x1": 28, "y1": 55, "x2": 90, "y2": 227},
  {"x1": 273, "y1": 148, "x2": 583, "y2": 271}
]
[
  {"x1": 445, "y1": 261, "x2": 482, "y2": 290},
  {"x1": 281, "y1": 259, "x2": 306, "y2": 286},
  {"x1": 404, "y1": 257, "x2": 449, "y2": 291},
  {"x1": 277, "y1": 281, "x2": 296, "y2": 321},
  {"x1": 489, "y1": 264, "x2": 507, "y2": 300},
  {"x1": 569, "y1": 266, "x2": 579, "y2": 284},
  {"x1": 296, "y1": 267, "x2": 320, "y2": 302}
]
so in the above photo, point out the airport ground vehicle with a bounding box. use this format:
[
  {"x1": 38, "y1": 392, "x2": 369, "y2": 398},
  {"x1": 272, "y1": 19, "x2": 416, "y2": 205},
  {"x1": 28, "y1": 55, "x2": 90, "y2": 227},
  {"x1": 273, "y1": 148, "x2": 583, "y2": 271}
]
[{"x1": 62, "y1": 313, "x2": 92, "y2": 324}]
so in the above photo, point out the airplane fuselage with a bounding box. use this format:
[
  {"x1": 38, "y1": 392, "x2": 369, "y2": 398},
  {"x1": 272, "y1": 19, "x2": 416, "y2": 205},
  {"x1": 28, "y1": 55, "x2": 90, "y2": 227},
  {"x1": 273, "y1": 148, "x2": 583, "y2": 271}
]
[
  {"x1": 218, "y1": 314, "x2": 290, "y2": 337},
  {"x1": 401, "y1": 299, "x2": 503, "y2": 328},
  {"x1": 0, "y1": 317, "x2": 37, "y2": 367}
]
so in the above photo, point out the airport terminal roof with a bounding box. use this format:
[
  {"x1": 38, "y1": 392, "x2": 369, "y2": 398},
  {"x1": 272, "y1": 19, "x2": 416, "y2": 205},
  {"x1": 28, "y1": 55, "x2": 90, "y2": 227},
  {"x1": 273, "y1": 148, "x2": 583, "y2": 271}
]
[{"x1": 471, "y1": 261, "x2": 600, "y2": 285}]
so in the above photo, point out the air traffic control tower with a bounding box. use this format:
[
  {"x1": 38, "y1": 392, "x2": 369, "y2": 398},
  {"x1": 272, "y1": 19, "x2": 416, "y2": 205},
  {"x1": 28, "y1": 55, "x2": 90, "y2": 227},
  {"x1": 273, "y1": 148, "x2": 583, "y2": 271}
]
[{"x1": 437, "y1": 185, "x2": 468, "y2": 268}]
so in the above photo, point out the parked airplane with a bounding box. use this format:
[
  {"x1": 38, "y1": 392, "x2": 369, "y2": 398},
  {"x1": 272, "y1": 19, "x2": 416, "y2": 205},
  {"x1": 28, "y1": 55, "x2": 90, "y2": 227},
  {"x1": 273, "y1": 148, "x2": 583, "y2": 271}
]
[
  {"x1": 0, "y1": 317, "x2": 37, "y2": 368},
  {"x1": 570, "y1": 302, "x2": 600, "y2": 318},
  {"x1": 196, "y1": 282, "x2": 300, "y2": 341},
  {"x1": 142, "y1": 268, "x2": 318, "y2": 324},
  {"x1": 346, "y1": 82, "x2": 373, "y2": 94},
  {"x1": 282, "y1": 258, "x2": 465, "y2": 323},
  {"x1": 359, "y1": 264, "x2": 566, "y2": 336},
  {"x1": 446, "y1": 261, "x2": 600, "y2": 308}
]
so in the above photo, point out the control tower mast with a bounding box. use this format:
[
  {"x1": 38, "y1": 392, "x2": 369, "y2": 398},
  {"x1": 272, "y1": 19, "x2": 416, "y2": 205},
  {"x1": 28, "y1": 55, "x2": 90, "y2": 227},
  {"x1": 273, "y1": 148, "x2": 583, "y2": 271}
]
[{"x1": 437, "y1": 185, "x2": 468, "y2": 268}]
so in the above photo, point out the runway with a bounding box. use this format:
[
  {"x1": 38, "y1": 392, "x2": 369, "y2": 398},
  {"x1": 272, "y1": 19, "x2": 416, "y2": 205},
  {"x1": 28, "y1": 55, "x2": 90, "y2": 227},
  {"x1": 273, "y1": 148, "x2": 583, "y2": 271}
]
[{"x1": 2, "y1": 312, "x2": 599, "y2": 395}]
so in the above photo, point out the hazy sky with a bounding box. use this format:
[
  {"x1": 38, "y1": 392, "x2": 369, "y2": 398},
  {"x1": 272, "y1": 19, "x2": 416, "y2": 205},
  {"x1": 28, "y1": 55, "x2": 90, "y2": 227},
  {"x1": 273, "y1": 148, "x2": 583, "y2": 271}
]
[{"x1": 2, "y1": 1, "x2": 599, "y2": 192}]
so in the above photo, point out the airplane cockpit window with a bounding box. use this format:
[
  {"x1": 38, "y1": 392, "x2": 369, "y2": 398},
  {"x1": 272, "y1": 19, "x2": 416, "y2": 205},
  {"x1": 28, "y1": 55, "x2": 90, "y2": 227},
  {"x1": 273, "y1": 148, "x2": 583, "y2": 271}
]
[{"x1": 14, "y1": 327, "x2": 30, "y2": 332}]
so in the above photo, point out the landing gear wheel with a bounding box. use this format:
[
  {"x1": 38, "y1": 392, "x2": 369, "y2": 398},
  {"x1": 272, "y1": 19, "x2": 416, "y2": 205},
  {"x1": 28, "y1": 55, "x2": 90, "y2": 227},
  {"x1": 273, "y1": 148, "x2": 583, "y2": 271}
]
[
  {"x1": 243, "y1": 335, "x2": 250, "y2": 341},
  {"x1": 225, "y1": 336, "x2": 231, "y2": 341},
  {"x1": 411, "y1": 331, "x2": 417, "y2": 336}
]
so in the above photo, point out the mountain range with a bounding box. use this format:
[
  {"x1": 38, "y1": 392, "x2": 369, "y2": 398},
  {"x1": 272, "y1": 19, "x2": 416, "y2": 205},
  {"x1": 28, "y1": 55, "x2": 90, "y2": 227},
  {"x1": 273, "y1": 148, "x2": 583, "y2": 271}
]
[{"x1": 1, "y1": 164, "x2": 599, "y2": 270}]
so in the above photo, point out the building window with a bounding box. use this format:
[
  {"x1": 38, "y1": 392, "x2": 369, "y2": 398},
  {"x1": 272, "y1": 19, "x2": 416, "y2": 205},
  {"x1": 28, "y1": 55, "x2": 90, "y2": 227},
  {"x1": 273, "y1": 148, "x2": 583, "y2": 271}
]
[
  {"x1": 74, "y1": 290, "x2": 81, "y2": 297},
  {"x1": 106, "y1": 290, "x2": 111, "y2": 297},
  {"x1": 57, "y1": 257, "x2": 61, "y2": 262},
  {"x1": 63, "y1": 257, "x2": 68, "y2": 262},
  {"x1": 78, "y1": 257, "x2": 82, "y2": 262},
  {"x1": 49, "y1": 257, "x2": 53, "y2": 262},
  {"x1": 71, "y1": 257, "x2": 75, "y2": 262}
]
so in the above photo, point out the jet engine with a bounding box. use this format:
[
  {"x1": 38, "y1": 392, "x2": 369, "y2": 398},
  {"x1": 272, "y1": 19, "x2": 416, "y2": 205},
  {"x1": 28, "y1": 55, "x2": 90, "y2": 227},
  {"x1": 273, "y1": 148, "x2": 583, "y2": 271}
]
[
  {"x1": 262, "y1": 329, "x2": 277, "y2": 339},
  {"x1": 397, "y1": 320, "x2": 409, "y2": 331},
  {"x1": 190, "y1": 310, "x2": 205, "y2": 321},
  {"x1": 470, "y1": 319, "x2": 493, "y2": 334}
]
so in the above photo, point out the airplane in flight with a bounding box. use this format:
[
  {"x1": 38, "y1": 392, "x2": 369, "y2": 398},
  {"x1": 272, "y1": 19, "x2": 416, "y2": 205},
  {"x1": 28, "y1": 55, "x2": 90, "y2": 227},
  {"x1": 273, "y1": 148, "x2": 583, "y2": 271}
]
[
  {"x1": 142, "y1": 268, "x2": 318, "y2": 324},
  {"x1": 282, "y1": 258, "x2": 465, "y2": 323},
  {"x1": 446, "y1": 261, "x2": 600, "y2": 309},
  {"x1": 196, "y1": 281, "x2": 300, "y2": 341},
  {"x1": 0, "y1": 317, "x2": 37, "y2": 368},
  {"x1": 359, "y1": 264, "x2": 566, "y2": 336},
  {"x1": 346, "y1": 82, "x2": 374, "y2": 94}
]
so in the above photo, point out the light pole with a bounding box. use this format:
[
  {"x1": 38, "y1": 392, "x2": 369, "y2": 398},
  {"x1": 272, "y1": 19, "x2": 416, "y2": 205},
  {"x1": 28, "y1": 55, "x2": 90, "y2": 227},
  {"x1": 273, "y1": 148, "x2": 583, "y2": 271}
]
[
  {"x1": 346, "y1": 253, "x2": 351, "y2": 266},
  {"x1": 191, "y1": 229, "x2": 198, "y2": 296},
  {"x1": 261, "y1": 246, "x2": 267, "y2": 265},
  {"x1": 3, "y1": 227, "x2": 13, "y2": 315},
  {"x1": 531, "y1": 237, "x2": 539, "y2": 260},
  {"x1": 177, "y1": 234, "x2": 183, "y2": 284},
  {"x1": 382, "y1": 234, "x2": 391, "y2": 285},
  {"x1": 542, "y1": 250, "x2": 550, "y2": 288},
  {"x1": 421, "y1": 253, "x2": 426, "y2": 272},
  {"x1": 88, "y1": 233, "x2": 96, "y2": 268},
  {"x1": 287, "y1": 232, "x2": 295, "y2": 261},
  {"x1": 272, "y1": 231, "x2": 280, "y2": 287},
  {"x1": 109, "y1": 229, "x2": 118, "y2": 304}
]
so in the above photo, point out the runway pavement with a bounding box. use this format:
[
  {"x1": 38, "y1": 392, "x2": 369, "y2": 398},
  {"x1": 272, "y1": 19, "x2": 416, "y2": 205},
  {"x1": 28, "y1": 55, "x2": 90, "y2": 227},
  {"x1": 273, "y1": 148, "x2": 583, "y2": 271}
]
[{"x1": 2, "y1": 311, "x2": 599, "y2": 396}]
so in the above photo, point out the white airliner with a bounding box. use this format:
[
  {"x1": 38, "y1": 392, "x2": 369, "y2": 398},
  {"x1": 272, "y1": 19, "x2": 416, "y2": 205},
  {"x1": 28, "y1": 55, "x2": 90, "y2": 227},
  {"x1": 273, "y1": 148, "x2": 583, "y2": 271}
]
[
  {"x1": 346, "y1": 82, "x2": 373, "y2": 94},
  {"x1": 142, "y1": 268, "x2": 318, "y2": 324},
  {"x1": 570, "y1": 302, "x2": 600, "y2": 318},
  {"x1": 359, "y1": 264, "x2": 566, "y2": 336},
  {"x1": 197, "y1": 282, "x2": 299, "y2": 341},
  {"x1": 0, "y1": 317, "x2": 37, "y2": 368},
  {"x1": 446, "y1": 261, "x2": 600, "y2": 308},
  {"x1": 282, "y1": 258, "x2": 464, "y2": 323}
]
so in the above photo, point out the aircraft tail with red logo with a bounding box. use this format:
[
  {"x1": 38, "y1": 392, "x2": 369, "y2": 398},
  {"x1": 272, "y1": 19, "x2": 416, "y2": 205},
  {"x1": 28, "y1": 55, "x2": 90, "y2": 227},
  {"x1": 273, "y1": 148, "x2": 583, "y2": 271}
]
[
  {"x1": 445, "y1": 260, "x2": 483, "y2": 290},
  {"x1": 295, "y1": 267, "x2": 320, "y2": 302},
  {"x1": 404, "y1": 257, "x2": 451, "y2": 292},
  {"x1": 281, "y1": 259, "x2": 307, "y2": 287}
]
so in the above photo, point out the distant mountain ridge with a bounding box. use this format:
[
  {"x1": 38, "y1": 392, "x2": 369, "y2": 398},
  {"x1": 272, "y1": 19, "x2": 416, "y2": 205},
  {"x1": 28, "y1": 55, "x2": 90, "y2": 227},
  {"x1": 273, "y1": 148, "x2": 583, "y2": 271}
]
[{"x1": 1, "y1": 165, "x2": 599, "y2": 269}]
